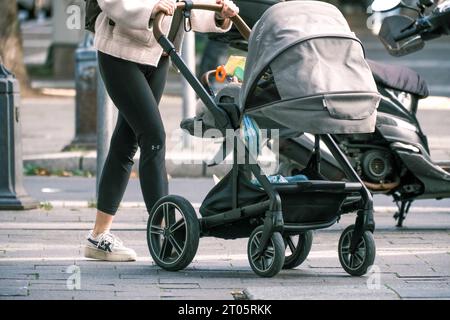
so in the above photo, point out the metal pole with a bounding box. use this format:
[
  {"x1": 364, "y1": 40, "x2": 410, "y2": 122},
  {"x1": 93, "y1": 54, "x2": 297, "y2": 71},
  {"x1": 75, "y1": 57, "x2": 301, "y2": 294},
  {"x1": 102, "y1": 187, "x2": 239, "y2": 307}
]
[
  {"x1": 67, "y1": 32, "x2": 97, "y2": 150},
  {"x1": 181, "y1": 31, "x2": 197, "y2": 148},
  {"x1": 96, "y1": 63, "x2": 115, "y2": 196}
]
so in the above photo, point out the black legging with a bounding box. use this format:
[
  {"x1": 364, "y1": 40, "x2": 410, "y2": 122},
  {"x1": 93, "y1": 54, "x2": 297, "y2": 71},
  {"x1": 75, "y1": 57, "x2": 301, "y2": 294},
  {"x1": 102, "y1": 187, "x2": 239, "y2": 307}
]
[{"x1": 96, "y1": 51, "x2": 170, "y2": 215}]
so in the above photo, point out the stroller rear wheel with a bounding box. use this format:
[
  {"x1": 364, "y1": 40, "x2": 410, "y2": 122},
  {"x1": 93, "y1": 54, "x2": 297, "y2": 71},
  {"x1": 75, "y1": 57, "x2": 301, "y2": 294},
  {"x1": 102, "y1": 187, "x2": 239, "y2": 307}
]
[
  {"x1": 247, "y1": 225, "x2": 285, "y2": 277},
  {"x1": 338, "y1": 224, "x2": 376, "y2": 276},
  {"x1": 147, "y1": 195, "x2": 199, "y2": 271},
  {"x1": 283, "y1": 231, "x2": 313, "y2": 269}
]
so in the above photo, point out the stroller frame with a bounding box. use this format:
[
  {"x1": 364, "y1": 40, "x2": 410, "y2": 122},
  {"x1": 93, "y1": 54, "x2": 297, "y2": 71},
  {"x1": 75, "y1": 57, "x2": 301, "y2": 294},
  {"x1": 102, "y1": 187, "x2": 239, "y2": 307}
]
[{"x1": 147, "y1": 1, "x2": 376, "y2": 277}]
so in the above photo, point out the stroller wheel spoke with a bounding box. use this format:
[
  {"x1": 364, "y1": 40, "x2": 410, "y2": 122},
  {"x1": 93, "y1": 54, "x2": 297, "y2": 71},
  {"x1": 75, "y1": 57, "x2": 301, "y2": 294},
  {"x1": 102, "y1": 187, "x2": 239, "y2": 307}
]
[
  {"x1": 264, "y1": 247, "x2": 275, "y2": 259},
  {"x1": 286, "y1": 236, "x2": 296, "y2": 254},
  {"x1": 349, "y1": 254, "x2": 355, "y2": 268},
  {"x1": 159, "y1": 238, "x2": 171, "y2": 260},
  {"x1": 150, "y1": 226, "x2": 164, "y2": 235},
  {"x1": 341, "y1": 244, "x2": 350, "y2": 255},
  {"x1": 162, "y1": 203, "x2": 172, "y2": 228},
  {"x1": 253, "y1": 236, "x2": 261, "y2": 248},
  {"x1": 354, "y1": 251, "x2": 365, "y2": 265},
  {"x1": 352, "y1": 254, "x2": 360, "y2": 266},
  {"x1": 251, "y1": 251, "x2": 261, "y2": 260},
  {"x1": 357, "y1": 240, "x2": 365, "y2": 250},
  {"x1": 263, "y1": 253, "x2": 274, "y2": 262},
  {"x1": 168, "y1": 235, "x2": 183, "y2": 256},
  {"x1": 170, "y1": 220, "x2": 186, "y2": 233},
  {"x1": 345, "y1": 232, "x2": 352, "y2": 245}
]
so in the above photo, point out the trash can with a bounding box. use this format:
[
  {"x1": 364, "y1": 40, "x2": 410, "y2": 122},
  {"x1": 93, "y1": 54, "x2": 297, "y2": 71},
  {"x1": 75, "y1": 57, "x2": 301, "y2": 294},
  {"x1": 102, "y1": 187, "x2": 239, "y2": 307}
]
[{"x1": 0, "y1": 63, "x2": 39, "y2": 210}]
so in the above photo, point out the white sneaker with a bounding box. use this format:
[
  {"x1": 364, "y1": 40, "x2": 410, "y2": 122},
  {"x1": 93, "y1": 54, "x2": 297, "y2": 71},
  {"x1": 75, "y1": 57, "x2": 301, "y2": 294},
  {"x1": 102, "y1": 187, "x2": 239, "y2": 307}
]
[{"x1": 84, "y1": 231, "x2": 137, "y2": 262}]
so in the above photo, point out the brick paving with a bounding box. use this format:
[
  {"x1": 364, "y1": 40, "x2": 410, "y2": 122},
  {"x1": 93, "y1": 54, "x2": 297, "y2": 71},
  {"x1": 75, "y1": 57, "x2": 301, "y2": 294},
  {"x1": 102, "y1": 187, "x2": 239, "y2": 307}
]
[{"x1": 0, "y1": 207, "x2": 449, "y2": 300}]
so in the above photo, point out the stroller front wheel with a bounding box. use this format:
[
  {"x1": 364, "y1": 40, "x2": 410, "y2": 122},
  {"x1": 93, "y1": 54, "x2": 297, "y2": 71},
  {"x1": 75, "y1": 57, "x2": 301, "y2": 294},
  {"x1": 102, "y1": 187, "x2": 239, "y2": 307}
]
[
  {"x1": 338, "y1": 224, "x2": 376, "y2": 276},
  {"x1": 147, "y1": 195, "x2": 200, "y2": 271},
  {"x1": 247, "y1": 225, "x2": 285, "y2": 277}
]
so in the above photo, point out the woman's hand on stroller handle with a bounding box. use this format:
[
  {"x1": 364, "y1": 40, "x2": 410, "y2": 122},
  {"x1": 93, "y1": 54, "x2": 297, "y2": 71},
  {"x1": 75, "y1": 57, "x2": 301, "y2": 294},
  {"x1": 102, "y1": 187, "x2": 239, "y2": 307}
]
[
  {"x1": 151, "y1": 0, "x2": 177, "y2": 18},
  {"x1": 214, "y1": 0, "x2": 239, "y2": 29},
  {"x1": 215, "y1": 0, "x2": 239, "y2": 19},
  {"x1": 152, "y1": 1, "x2": 251, "y2": 41}
]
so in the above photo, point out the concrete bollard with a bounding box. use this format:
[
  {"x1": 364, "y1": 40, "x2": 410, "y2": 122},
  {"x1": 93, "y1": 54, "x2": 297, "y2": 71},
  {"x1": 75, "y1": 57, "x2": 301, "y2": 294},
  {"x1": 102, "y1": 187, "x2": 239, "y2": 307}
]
[{"x1": 0, "y1": 63, "x2": 39, "y2": 210}]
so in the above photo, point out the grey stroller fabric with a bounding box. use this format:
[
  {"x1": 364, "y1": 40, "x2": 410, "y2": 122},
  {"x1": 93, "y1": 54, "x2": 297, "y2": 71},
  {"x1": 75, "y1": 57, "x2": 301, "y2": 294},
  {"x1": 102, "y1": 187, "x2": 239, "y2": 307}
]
[{"x1": 241, "y1": 1, "x2": 381, "y2": 134}]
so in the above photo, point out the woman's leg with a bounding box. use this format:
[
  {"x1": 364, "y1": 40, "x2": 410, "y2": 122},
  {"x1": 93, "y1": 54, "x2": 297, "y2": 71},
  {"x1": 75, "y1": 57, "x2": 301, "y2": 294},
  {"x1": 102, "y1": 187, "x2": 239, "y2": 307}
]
[
  {"x1": 94, "y1": 113, "x2": 138, "y2": 235},
  {"x1": 97, "y1": 52, "x2": 169, "y2": 214},
  {"x1": 85, "y1": 52, "x2": 167, "y2": 261},
  {"x1": 92, "y1": 211, "x2": 114, "y2": 237},
  {"x1": 97, "y1": 114, "x2": 138, "y2": 216},
  {"x1": 138, "y1": 56, "x2": 170, "y2": 211},
  {"x1": 86, "y1": 53, "x2": 170, "y2": 261},
  {"x1": 86, "y1": 94, "x2": 140, "y2": 261}
]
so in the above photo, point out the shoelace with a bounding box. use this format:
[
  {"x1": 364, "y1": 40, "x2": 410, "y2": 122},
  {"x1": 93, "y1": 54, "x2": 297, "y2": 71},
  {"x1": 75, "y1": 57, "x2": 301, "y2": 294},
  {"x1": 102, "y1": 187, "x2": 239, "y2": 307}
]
[{"x1": 95, "y1": 232, "x2": 123, "y2": 250}]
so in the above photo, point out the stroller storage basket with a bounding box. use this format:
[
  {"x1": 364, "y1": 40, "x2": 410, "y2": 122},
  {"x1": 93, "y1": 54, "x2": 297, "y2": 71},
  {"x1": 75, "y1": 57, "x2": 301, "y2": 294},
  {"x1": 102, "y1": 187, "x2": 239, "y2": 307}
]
[
  {"x1": 277, "y1": 187, "x2": 348, "y2": 224},
  {"x1": 200, "y1": 168, "x2": 361, "y2": 239}
]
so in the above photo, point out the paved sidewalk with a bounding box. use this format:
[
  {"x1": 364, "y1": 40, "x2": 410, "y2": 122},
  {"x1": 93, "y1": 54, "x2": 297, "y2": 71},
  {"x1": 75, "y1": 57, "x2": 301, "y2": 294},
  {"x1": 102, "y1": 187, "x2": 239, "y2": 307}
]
[{"x1": 1, "y1": 207, "x2": 449, "y2": 300}]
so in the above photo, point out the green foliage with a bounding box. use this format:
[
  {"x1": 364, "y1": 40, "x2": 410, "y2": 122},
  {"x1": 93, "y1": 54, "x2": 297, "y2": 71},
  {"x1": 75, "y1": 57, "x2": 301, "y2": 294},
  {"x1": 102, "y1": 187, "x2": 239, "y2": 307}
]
[
  {"x1": 39, "y1": 201, "x2": 53, "y2": 211},
  {"x1": 24, "y1": 164, "x2": 93, "y2": 178},
  {"x1": 88, "y1": 199, "x2": 97, "y2": 209},
  {"x1": 26, "y1": 64, "x2": 53, "y2": 78}
]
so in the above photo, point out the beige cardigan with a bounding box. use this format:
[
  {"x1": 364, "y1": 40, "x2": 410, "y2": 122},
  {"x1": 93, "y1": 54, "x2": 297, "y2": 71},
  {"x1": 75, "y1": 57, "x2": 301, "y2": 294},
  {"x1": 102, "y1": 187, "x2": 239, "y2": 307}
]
[{"x1": 95, "y1": 0, "x2": 232, "y2": 66}]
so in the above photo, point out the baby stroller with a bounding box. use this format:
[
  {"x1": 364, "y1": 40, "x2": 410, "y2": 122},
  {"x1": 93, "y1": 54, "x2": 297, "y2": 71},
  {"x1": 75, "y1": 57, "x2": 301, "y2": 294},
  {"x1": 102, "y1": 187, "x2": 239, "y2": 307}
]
[{"x1": 147, "y1": 1, "x2": 380, "y2": 277}]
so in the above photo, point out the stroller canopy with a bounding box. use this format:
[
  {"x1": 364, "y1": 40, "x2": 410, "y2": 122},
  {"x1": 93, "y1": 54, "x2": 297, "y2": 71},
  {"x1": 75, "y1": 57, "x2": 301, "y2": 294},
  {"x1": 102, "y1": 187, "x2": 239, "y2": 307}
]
[{"x1": 240, "y1": 1, "x2": 380, "y2": 134}]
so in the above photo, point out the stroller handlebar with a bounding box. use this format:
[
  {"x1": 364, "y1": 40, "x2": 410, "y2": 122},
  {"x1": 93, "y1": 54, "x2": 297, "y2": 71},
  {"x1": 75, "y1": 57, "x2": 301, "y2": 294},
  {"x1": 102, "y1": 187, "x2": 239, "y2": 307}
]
[{"x1": 152, "y1": 2, "x2": 251, "y2": 41}]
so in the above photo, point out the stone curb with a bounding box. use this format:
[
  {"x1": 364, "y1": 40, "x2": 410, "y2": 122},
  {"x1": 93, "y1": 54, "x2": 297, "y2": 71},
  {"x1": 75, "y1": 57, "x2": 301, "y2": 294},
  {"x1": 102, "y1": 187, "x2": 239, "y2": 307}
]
[
  {"x1": 23, "y1": 151, "x2": 450, "y2": 178},
  {"x1": 23, "y1": 151, "x2": 278, "y2": 178},
  {"x1": 31, "y1": 200, "x2": 450, "y2": 214}
]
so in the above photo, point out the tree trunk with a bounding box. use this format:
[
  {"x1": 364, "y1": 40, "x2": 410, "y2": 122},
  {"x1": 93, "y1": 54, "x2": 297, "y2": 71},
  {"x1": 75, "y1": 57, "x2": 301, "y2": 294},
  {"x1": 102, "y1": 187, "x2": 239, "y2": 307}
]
[{"x1": 0, "y1": 0, "x2": 30, "y2": 93}]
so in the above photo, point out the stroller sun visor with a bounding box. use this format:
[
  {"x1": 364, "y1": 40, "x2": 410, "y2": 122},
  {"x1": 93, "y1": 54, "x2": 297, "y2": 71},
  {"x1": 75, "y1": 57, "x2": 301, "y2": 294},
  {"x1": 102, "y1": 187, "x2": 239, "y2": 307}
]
[{"x1": 240, "y1": 1, "x2": 381, "y2": 134}]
